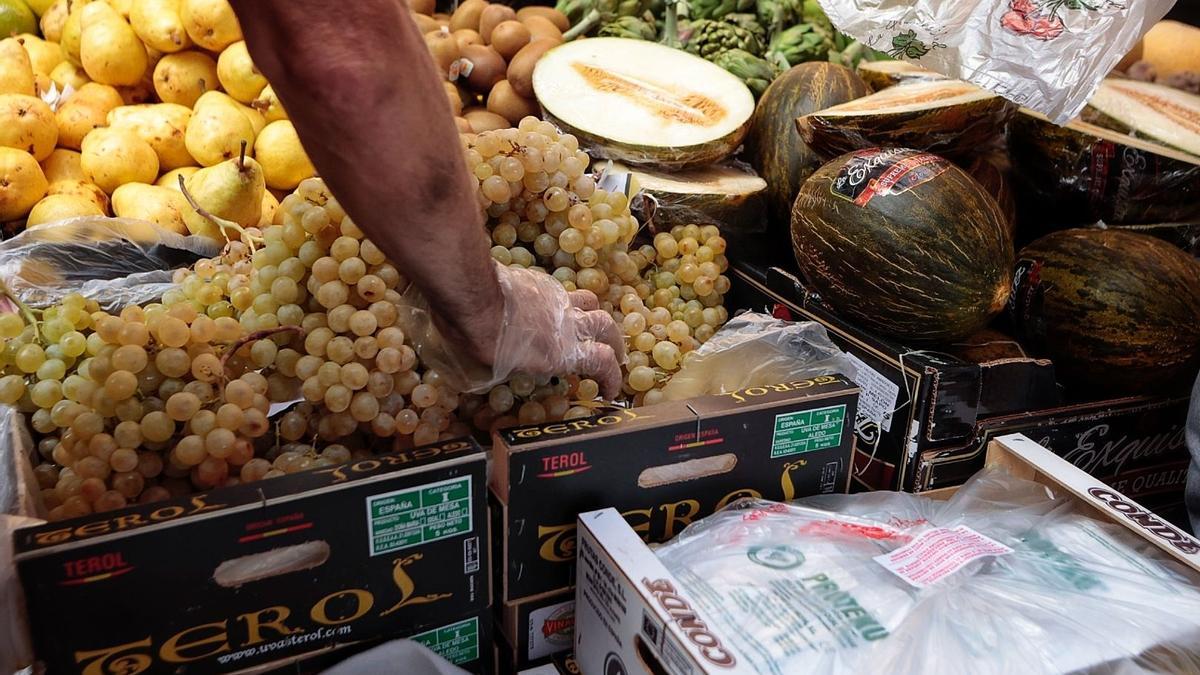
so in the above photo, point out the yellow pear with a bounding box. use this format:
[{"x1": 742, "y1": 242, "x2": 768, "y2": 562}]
[
  {"x1": 26, "y1": 193, "x2": 103, "y2": 226},
  {"x1": 216, "y1": 40, "x2": 265, "y2": 103},
  {"x1": 80, "y1": 2, "x2": 149, "y2": 86},
  {"x1": 152, "y1": 49, "x2": 216, "y2": 107},
  {"x1": 108, "y1": 103, "x2": 194, "y2": 169},
  {"x1": 25, "y1": 0, "x2": 57, "y2": 16},
  {"x1": 33, "y1": 73, "x2": 52, "y2": 97},
  {"x1": 180, "y1": 0, "x2": 241, "y2": 52},
  {"x1": 185, "y1": 91, "x2": 255, "y2": 166},
  {"x1": 0, "y1": 37, "x2": 36, "y2": 95},
  {"x1": 40, "y1": 0, "x2": 69, "y2": 42},
  {"x1": 55, "y1": 82, "x2": 123, "y2": 149},
  {"x1": 40, "y1": 148, "x2": 84, "y2": 183},
  {"x1": 108, "y1": 0, "x2": 133, "y2": 18},
  {"x1": 0, "y1": 94, "x2": 57, "y2": 161},
  {"x1": 130, "y1": 0, "x2": 191, "y2": 53},
  {"x1": 59, "y1": 0, "x2": 94, "y2": 66},
  {"x1": 252, "y1": 84, "x2": 287, "y2": 123},
  {"x1": 259, "y1": 188, "x2": 278, "y2": 226},
  {"x1": 80, "y1": 127, "x2": 159, "y2": 193},
  {"x1": 180, "y1": 152, "x2": 264, "y2": 239},
  {"x1": 239, "y1": 100, "x2": 265, "y2": 135},
  {"x1": 157, "y1": 165, "x2": 197, "y2": 189},
  {"x1": 47, "y1": 179, "x2": 109, "y2": 213},
  {"x1": 111, "y1": 182, "x2": 189, "y2": 234},
  {"x1": 254, "y1": 121, "x2": 315, "y2": 190},
  {"x1": 0, "y1": 148, "x2": 48, "y2": 221},
  {"x1": 50, "y1": 60, "x2": 89, "y2": 90},
  {"x1": 17, "y1": 35, "x2": 61, "y2": 78}
]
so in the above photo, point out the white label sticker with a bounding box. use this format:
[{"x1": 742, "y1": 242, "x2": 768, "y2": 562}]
[
  {"x1": 526, "y1": 599, "x2": 575, "y2": 660},
  {"x1": 875, "y1": 525, "x2": 1013, "y2": 588},
  {"x1": 595, "y1": 161, "x2": 632, "y2": 196},
  {"x1": 843, "y1": 353, "x2": 900, "y2": 432}
]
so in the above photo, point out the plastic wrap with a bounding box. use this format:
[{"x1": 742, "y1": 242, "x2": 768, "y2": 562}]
[
  {"x1": 817, "y1": 0, "x2": 1174, "y2": 124},
  {"x1": 1, "y1": 407, "x2": 40, "y2": 674},
  {"x1": 660, "y1": 312, "x2": 852, "y2": 401},
  {"x1": 0, "y1": 217, "x2": 219, "y2": 310},
  {"x1": 1010, "y1": 111, "x2": 1200, "y2": 226},
  {"x1": 655, "y1": 467, "x2": 1200, "y2": 674}
]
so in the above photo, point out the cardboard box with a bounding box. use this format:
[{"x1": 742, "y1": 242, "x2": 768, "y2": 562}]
[
  {"x1": 496, "y1": 590, "x2": 574, "y2": 671},
  {"x1": 916, "y1": 396, "x2": 1191, "y2": 520},
  {"x1": 573, "y1": 434, "x2": 1200, "y2": 674},
  {"x1": 729, "y1": 262, "x2": 1061, "y2": 492},
  {"x1": 14, "y1": 438, "x2": 490, "y2": 675},
  {"x1": 517, "y1": 651, "x2": 578, "y2": 674},
  {"x1": 491, "y1": 376, "x2": 860, "y2": 603}
]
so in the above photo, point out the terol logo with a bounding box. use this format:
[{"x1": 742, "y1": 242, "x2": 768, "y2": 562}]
[
  {"x1": 60, "y1": 551, "x2": 134, "y2": 586},
  {"x1": 537, "y1": 451, "x2": 592, "y2": 479}
]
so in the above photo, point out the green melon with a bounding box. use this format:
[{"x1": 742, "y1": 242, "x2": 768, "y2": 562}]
[
  {"x1": 1083, "y1": 79, "x2": 1200, "y2": 157},
  {"x1": 1009, "y1": 109, "x2": 1200, "y2": 225},
  {"x1": 963, "y1": 153, "x2": 1016, "y2": 237},
  {"x1": 613, "y1": 161, "x2": 768, "y2": 233},
  {"x1": 532, "y1": 38, "x2": 755, "y2": 170},
  {"x1": 796, "y1": 80, "x2": 1015, "y2": 159},
  {"x1": 856, "y1": 61, "x2": 947, "y2": 91},
  {"x1": 743, "y1": 62, "x2": 870, "y2": 231},
  {"x1": 1011, "y1": 228, "x2": 1200, "y2": 395},
  {"x1": 791, "y1": 148, "x2": 1013, "y2": 343}
]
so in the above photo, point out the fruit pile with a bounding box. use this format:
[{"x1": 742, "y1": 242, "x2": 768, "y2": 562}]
[{"x1": 0, "y1": 0, "x2": 312, "y2": 235}]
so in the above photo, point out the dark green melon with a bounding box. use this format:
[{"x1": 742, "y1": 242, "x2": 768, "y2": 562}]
[
  {"x1": 1082, "y1": 79, "x2": 1200, "y2": 157},
  {"x1": 613, "y1": 161, "x2": 768, "y2": 234},
  {"x1": 1011, "y1": 228, "x2": 1200, "y2": 395},
  {"x1": 743, "y1": 62, "x2": 870, "y2": 231},
  {"x1": 796, "y1": 80, "x2": 1015, "y2": 159},
  {"x1": 857, "y1": 61, "x2": 947, "y2": 91},
  {"x1": 963, "y1": 152, "x2": 1016, "y2": 237},
  {"x1": 791, "y1": 148, "x2": 1013, "y2": 343},
  {"x1": 1009, "y1": 109, "x2": 1200, "y2": 225}
]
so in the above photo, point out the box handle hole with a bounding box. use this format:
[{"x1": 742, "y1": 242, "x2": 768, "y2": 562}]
[
  {"x1": 213, "y1": 540, "x2": 330, "y2": 588},
  {"x1": 637, "y1": 454, "x2": 738, "y2": 488}
]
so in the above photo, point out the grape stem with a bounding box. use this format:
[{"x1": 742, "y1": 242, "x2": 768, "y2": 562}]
[
  {"x1": 0, "y1": 277, "x2": 41, "y2": 342},
  {"x1": 177, "y1": 175, "x2": 264, "y2": 251},
  {"x1": 219, "y1": 325, "x2": 306, "y2": 373}
]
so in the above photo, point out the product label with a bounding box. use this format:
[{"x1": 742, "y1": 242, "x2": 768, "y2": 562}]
[
  {"x1": 411, "y1": 617, "x2": 480, "y2": 665},
  {"x1": 830, "y1": 148, "x2": 949, "y2": 206},
  {"x1": 365, "y1": 476, "x2": 473, "y2": 556},
  {"x1": 842, "y1": 354, "x2": 900, "y2": 432},
  {"x1": 874, "y1": 525, "x2": 1013, "y2": 588},
  {"x1": 771, "y1": 405, "x2": 846, "y2": 458},
  {"x1": 528, "y1": 599, "x2": 576, "y2": 660}
]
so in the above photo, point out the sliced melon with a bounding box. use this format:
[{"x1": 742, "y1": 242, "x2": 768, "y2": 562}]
[
  {"x1": 612, "y1": 161, "x2": 767, "y2": 233},
  {"x1": 795, "y1": 80, "x2": 1014, "y2": 158},
  {"x1": 856, "y1": 60, "x2": 947, "y2": 91},
  {"x1": 1083, "y1": 79, "x2": 1200, "y2": 157},
  {"x1": 532, "y1": 38, "x2": 755, "y2": 170},
  {"x1": 1009, "y1": 109, "x2": 1200, "y2": 225}
]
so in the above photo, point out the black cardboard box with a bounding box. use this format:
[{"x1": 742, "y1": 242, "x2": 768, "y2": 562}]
[
  {"x1": 491, "y1": 376, "x2": 860, "y2": 602},
  {"x1": 14, "y1": 439, "x2": 490, "y2": 675},
  {"x1": 729, "y1": 262, "x2": 1061, "y2": 492},
  {"x1": 496, "y1": 590, "x2": 574, "y2": 672}
]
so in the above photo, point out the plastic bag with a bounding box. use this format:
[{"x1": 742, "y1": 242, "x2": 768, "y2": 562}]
[
  {"x1": 0, "y1": 217, "x2": 220, "y2": 311},
  {"x1": 817, "y1": 0, "x2": 1175, "y2": 124},
  {"x1": 661, "y1": 312, "x2": 853, "y2": 401},
  {"x1": 0, "y1": 407, "x2": 40, "y2": 674},
  {"x1": 655, "y1": 468, "x2": 1200, "y2": 675}
]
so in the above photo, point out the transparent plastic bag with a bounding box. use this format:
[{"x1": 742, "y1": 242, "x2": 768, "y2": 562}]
[
  {"x1": 0, "y1": 217, "x2": 220, "y2": 311},
  {"x1": 661, "y1": 312, "x2": 853, "y2": 401},
  {"x1": 655, "y1": 467, "x2": 1200, "y2": 674},
  {"x1": 818, "y1": 0, "x2": 1175, "y2": 124},
  {"x1": 0, "y1": 407, "x2": 40, "y2": 673}
]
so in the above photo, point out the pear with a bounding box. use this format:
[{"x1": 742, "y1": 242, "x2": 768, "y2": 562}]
[
  {"x1": 0, "y1": 147, "x2": 48, "y2": 221},
  {"x1": 59, "y1": 0, "x2": 94, "y2": 66},
  {"x1": 180, "y1": 0, "x2": 241, "y2": 52},
  {"x1": 152, "y1": 49, "x2": 216, "y2": 106},
  {"x1": 18, "y1": 34, "x2": 63, "y2": 76},
  {"x1": 27, "y1": 193, "x2": 103, "y2": 226},
  {"x1": 259, "y1": 188, "x2": 278, "y2": 226},
  {"x1": 0, "y1": 94, "x2": 58, "y2": 161},
  {"x1": 80, "y1": 1, "x2": 149, "y2": 86},
  {"x1": 216, "y1": 40, "x2": 265, "y2": 103},
  {"x1": 180, "y1": 148, "x2": 264, "y2": 239},
  {"x1": 41, "y1": 148, "x2": 85, "y2": 183},
  {"x1": 40, "y1": 0, "x2": 69, "y2": 42},
  {"x1": 130, "y1": 0, "x2": 191, "y2": 53},
  {"x1": 55, "y1": 82, "x2": 123, "y2": 150},
  {"x1": 112, "y1": 182, "x2": 189, "y2": 234},
  {"x1": 109, "y1": 0, "x2": 134, "y2": 17},
  {"x1": 50, "y1": 60, "x2": 89, "y2": 90},
  {"x1": 157, "y1": 165, "x2": 197, "y2": 189},
  {"x1": 254, "y1": 121, "x2": 315, "y2": 190},
  {"x1": 80, "y1": 127, "x2": 159, "y2": 193},
  {"x1": 185, "y1": 90, "x2": 255, "y2": 166},
  {"x1": 108, "y1": 102, "x2": 194, "y2": 169},
  {"x1": 47, "y1": 179, "x2": 110, "y2": 213},
  {"x1": 0, "y1": 37, "x2": 36, "y2": 95},
  {"x1": 239, "y1": 100, "x2": 265, "y2": 135},
  {"x1": 252, "y1": 84, "x2": 287, "y2": 123}
]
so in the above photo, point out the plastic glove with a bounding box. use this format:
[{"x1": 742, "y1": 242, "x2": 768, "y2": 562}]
[
  {"x1": 320, "y1": 639, "x2": 469, "y2": 675},
  {"x1": 401, "y1": 261, "x2": 626, "y2": 398}
]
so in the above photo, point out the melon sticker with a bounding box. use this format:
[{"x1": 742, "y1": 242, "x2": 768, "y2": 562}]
[{"x1": 830, "y1": 148, "x2": 949, "y2": 206}]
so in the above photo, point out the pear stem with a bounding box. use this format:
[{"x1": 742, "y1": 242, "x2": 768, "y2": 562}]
[
  {"x1": 238, "y1": 140, "x2": 247, "y2": 171},
  {"x1": 177, "y1": 174, "x2": 263, "y2": 251}
]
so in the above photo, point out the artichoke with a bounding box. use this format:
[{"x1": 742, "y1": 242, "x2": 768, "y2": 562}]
[
  {"x1": 686, "y1": 0, "x2": 753, "y2": 21},
  {"x1": 766, "y1": 22, "x2": 833, "y2": 67},
  {"x1": 561, "y1": 0, "x2": 654, "y2": 39},
  {"x1": 713, "y1": 48, "x2": 777, "y2": 98},
  {"x1": 722, "y1": 13, "x2": 766, "y2": 45},
  {"x1": 599, "y1": 14, "x2": 658, "y2": 39},
  {"x1": 754, "y1": 0, "x2": 801, "y2": 30},
  {"x1": 683, "y1": 18, "x2": 764, "y2": 60},
  {"x1": 800, "y1": 0, "x2": 832, "y2": 34}
]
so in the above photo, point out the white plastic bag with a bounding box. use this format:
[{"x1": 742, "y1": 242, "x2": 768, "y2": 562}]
[
  {"x1": 818, "y1": 0, "x2": 1176, "y2": 124},
  {"x1": 656, "y1": 467, "x2": 1200, "y2": 674}
]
